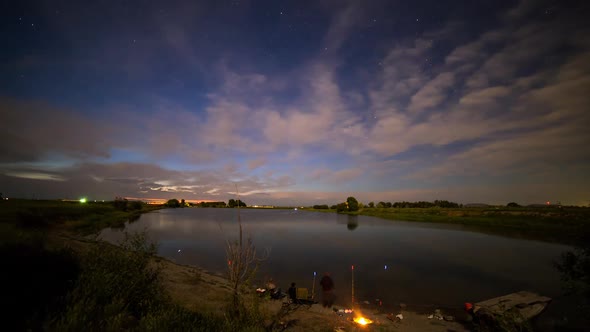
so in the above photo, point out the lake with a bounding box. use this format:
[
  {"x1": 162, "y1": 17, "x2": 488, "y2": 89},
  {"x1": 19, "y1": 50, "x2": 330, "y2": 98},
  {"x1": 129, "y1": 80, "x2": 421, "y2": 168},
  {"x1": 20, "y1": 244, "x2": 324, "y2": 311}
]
[{"x1": 100, "y1": 208, "x2": 571, "y2": 310}]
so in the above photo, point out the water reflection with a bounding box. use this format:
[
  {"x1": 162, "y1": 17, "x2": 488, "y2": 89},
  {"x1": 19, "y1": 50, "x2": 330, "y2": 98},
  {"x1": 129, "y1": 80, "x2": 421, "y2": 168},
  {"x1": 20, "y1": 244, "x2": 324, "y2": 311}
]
[
  {"x1": 101, "y1": 208, "x2": 571, "y2": 310},
  {"x1": 347, "y1": 216, "x2": 359, "y2": 231},
  {"x1": 336, "y1": 214, "x2": 359, "y2": 231}
]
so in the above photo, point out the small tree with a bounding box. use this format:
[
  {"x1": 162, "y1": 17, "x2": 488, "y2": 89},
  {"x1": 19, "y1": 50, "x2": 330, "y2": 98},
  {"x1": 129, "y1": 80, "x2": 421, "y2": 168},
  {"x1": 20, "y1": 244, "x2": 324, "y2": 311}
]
[
  {"x1": 225, "y1": 187, "x2": 267, "y2": 317},
  {"x1": 336, "y1": 202, "x2": 348, "y2": 212},
  {"x1": 347, "y1": 196, "x2": 359, "y2": 212},
  {"x1": 368, "y1": 202, "x2": 374, "y2": 208}
]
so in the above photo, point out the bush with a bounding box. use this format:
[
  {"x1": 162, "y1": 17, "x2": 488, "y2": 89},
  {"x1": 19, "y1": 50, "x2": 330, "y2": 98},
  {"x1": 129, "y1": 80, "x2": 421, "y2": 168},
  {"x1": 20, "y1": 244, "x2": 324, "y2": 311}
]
[{"x1": 52, "y1": 232, "x2": 163, "y2": 330}]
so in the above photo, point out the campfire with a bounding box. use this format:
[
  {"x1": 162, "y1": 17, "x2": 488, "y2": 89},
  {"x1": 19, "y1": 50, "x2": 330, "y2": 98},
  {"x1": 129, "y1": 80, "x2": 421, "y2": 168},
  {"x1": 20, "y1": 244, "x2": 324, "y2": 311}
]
[{"x1": 353, "y1": 316, "x2": 373, "y2": 326}]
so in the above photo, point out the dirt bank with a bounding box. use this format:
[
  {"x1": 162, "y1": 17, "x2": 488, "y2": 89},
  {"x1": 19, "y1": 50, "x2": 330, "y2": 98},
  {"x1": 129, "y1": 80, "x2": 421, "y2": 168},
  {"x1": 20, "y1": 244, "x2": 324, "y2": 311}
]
[{"x1": 159, "y1": 257, "x2": 472, "y2": 331}]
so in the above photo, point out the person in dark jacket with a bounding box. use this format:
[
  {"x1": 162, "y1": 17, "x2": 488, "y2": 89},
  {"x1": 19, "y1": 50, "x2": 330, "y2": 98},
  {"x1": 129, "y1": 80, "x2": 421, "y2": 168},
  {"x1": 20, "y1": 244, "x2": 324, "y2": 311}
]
[
  {"x1": 319, "y1": 272, "x2": 335, "y2": 308},
  {"x1": 288, "y1": 282, "x2": 297, "y2": 303}
]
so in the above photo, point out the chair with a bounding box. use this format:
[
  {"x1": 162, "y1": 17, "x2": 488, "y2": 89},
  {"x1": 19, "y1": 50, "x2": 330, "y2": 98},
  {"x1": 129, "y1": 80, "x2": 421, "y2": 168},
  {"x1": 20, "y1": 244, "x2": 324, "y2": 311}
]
[{"x1": 296, "y1": 287, "x2": 309, "y2": 301}]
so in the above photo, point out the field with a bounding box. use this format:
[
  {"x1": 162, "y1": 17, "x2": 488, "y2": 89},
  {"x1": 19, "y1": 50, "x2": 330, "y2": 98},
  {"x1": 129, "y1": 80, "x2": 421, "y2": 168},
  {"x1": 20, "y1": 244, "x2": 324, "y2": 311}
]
[{"x1": 0, "y1": 198, "x2": 163, "y2": 235}]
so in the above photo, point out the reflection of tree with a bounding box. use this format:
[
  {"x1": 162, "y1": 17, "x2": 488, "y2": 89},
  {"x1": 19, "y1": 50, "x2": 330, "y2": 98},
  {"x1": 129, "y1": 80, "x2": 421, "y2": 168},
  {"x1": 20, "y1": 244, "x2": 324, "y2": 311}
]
[{"x1": 347, "y1": 215, "x2": 358, "y2": 231}]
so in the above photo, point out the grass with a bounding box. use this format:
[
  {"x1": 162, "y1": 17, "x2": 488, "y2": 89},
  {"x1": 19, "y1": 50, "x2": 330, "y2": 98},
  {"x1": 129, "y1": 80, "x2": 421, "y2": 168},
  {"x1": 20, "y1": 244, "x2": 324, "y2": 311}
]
[
  {"x1": 303, "y1": 206, "x2": 590, "y2": 245},
  {"x1": 0, "y1": 199, "x2": 275, "y2": 331},
  {"x1": 0, "y1": 198, "x2": 161, "y2": 235}
]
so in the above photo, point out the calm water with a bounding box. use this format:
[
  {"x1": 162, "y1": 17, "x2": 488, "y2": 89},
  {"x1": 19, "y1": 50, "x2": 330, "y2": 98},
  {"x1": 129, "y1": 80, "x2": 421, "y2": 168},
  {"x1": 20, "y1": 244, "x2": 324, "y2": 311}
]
[{"x1": 100, "y1": 208, "x2": 571, "y2": 310}]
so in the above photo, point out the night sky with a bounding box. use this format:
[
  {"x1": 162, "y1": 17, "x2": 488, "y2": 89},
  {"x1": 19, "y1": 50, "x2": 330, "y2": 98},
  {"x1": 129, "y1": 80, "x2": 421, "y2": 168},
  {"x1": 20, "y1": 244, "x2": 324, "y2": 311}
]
[{"x1": 1, "y1": 0, "x2": 589, "y2": 205}]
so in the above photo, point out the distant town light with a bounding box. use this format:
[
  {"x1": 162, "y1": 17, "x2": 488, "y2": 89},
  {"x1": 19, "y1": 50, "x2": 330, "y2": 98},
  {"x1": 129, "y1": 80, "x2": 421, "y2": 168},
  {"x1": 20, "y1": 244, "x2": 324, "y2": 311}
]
[{"x1": 80, "y1": 198, "x2": 87, "y2": 203}]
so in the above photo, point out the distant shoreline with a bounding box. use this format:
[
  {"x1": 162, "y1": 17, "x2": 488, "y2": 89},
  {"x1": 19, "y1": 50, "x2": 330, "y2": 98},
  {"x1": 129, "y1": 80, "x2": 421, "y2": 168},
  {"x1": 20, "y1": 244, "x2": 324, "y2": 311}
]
[{"x1": 302, "y1": 206, "x2": 590, "y2": 246}]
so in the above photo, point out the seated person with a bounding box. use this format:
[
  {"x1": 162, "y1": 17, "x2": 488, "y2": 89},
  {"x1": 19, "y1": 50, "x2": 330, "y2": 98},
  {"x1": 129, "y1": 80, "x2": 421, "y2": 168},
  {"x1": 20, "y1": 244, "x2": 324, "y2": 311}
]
[{"x1": 267, "y1": 278, "x2": 283, "y2": 299}]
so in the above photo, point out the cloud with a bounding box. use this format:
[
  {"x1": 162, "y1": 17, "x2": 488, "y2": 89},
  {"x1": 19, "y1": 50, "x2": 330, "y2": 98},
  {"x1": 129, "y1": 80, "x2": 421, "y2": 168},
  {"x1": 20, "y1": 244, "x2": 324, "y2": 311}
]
[
  {"x1": 4, "y1": 171, "x2": 66, "y2": 181},
  {"x1": 0, "y1": 98, "x2": 114, "y2": 162},
  {"x1": 458, "y1": 86, "x2": 511, "y2": 106},
  {"x1": 406, "y1": 49, "x2": 590, "y2": 183},
  {"x1": 2, "y1": 0, "x2": 589, "y2": 205},
  {"x1": 408, "y1": 72, "x2": 455, "y2": 113},
  {"x1": 322, "y1": 3, "x2": 361, "y2": 50},
  {"x1": 247, "y1": 158, "x2": 266, "y2": 170}
]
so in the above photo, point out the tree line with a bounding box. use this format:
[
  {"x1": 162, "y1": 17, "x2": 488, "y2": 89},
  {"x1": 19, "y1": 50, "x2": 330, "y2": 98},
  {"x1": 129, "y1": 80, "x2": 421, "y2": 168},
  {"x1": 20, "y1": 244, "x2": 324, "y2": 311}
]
[
  {"x1": 370, "y1": 200, "x2": 460, "y2": 208},
  {"x1": 164, "y1": 198, "x2": 247, "y2": 208},
  {"x1": 314, "y1": 198, "x2": 461, "y2": 211}
]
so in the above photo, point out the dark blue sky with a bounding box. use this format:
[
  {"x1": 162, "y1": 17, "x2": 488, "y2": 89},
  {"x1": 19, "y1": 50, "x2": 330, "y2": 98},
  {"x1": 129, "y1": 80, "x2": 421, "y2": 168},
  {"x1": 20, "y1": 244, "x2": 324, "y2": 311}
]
[{"x1": 1, "y1": 0, "x2": 589, "y2": 205}]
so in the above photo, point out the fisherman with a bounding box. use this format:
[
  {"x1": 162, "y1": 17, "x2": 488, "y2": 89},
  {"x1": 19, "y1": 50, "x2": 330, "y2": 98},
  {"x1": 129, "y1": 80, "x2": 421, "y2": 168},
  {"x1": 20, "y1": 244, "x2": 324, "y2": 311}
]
[
  {"x1": 319, "y1": 272, "x2": 335, "y2": 308},
  {"x1": 288, "y1": 282, "x2": 297, "y2": 303},
  {"x1": 266, "y1": 278, "x2": 283, "y2": 299}
]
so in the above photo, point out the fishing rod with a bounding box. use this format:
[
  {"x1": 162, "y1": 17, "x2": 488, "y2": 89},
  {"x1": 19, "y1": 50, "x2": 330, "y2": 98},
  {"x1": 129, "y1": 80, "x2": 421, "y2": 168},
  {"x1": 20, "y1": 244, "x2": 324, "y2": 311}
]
[
  {"x1": 312, "y1": 271, "x2": 316, "y2": 299},
  {"x1": 351, "y1": 265, "x2": 354, "y2": 308}
]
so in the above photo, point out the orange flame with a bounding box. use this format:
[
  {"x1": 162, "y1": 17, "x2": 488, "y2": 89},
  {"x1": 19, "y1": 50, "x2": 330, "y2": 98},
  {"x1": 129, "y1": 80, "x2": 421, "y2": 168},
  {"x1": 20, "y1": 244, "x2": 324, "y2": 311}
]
[{"x1": 353, "y1": 316, "x2": 373, "y2": 325}]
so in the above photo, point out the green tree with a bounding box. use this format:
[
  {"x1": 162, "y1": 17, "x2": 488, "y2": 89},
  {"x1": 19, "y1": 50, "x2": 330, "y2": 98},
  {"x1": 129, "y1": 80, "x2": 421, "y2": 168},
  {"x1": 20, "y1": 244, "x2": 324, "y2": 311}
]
[
  {"x1": 336, "y1": 202, "x2": 348, "y2": 212},
  {"x1": 507, "y1": 202, "x2": 521, "y2": 208},
  {"x1": 368, "y1": 202, "x2": 374, "y2": 208},
  {"x1": 165, "y1": 199, "x2": 180, "y2": 208},
  {"x1": 180, "y1": 199, "x2": 186, "y2": 207},
  {"x1": 347, "y1": 197, "x2": 359, "y2": 212},
  {"x1": 228, "y1": 199, "x2": 246, "y2": 208}
]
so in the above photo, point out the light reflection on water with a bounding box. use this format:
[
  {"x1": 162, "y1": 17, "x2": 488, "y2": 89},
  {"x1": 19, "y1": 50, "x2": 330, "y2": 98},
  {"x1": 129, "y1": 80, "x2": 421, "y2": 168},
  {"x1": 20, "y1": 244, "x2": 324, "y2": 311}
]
[{"x1": 100, "y1": 208, "x2": 570, "y2": 309}]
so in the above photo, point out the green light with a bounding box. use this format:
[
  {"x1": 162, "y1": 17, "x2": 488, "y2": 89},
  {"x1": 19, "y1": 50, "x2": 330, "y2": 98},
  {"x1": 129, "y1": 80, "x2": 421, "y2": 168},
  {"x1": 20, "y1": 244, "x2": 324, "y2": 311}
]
[{"x1": 79, "y1": 198, "x2": 87, "y2": 203}]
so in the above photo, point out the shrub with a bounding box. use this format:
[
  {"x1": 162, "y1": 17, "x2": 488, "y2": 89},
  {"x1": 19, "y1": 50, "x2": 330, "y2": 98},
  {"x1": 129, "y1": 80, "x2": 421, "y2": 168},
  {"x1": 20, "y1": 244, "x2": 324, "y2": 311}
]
[{"x1": 51, "y1": 232, "x2": 163, "y2": 330}]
